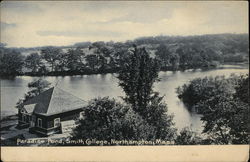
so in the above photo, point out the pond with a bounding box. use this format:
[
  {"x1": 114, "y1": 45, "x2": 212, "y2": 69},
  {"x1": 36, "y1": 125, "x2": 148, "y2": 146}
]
[{"x1": 1, "y1": 66, "x2": 248, "y2": 133}]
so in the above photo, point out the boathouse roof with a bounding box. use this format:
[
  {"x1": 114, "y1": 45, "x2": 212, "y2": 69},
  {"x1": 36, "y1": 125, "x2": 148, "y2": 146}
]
[{"x1": 22, "y1": 87, "x2": 87, "y2": 116}]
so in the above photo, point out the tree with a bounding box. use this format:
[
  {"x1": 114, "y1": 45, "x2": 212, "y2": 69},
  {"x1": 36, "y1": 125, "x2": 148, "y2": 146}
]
[
  {"x1": 176, "y1": 76, "x2": 235, "y2": 112},
  {"x1": 175, "y1": 127, "x2": 203, "y2": 145},
  {"x1": 169, "y1": 52, "x2": 180, "y2": 70},
  {"x1": 16, "y1": 79, "x2": 51, "y2": 108},
  {"x1": 25, "y1": 53, "x2": 42, "y2": 72},
  {"x1": 155, "y1": 44, "x2": 171, "y2": 68},
  {"x1": 85, "y1": 54, "x2": 99, "y2": 71},
  {"x1": 117, "y1": 46, "x2": 159, "y2": 115},
  {"x1": 235, "y1": 75, "x2": 249, "y2": 103},
  {"x1": 176, "y1": 45, "x2": 196, "y2": 69},
  {"x1": 27, "y1": 78, "x2": 51, "y2": 95},
  {"x1": 89, "y1": 42, "x2": 112, "y2": 71},
  {"x1": 71, "y1": 97, "x2": 154, "y2": 143},
  {"x1": 66, "y1": 48, "x2": 85, "y2": 71},
  {"x1": 90, "y1": 41, "x2": 112, "y2": 57},
  {"x1": 41, "y1": 47, "x2": 62, "y2": 72},
  {"x1": 0, "y1": 49, "x2": 24, "y2": 76},
  {"x1": 117, "y1": 45, "x2": 176, "y2": 140},
  {"x1": 177, "y1": 75, "x2": 249, "y2": 144},
  {"x1": 98, "y1": 55, "x2": 108, "y2": 71},
  {"x1": 228, "y1": 74, "x2": 249, "y2": 144}
]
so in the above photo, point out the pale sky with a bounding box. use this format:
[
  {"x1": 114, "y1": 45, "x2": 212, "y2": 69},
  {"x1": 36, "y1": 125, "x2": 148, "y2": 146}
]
[{"x1": 0, "y1": 1, "x2": 248, "y2": 48}]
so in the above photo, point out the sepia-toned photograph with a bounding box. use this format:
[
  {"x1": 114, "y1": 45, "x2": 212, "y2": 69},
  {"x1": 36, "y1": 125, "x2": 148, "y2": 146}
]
[{"x1": 0, "y1": 1, "x2": 249, "y2": 158}]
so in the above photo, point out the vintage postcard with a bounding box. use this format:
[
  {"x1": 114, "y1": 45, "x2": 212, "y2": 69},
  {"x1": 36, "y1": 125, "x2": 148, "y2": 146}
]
[{"x1": 0, "y1": 1, "x2": 249, "y2": 161}]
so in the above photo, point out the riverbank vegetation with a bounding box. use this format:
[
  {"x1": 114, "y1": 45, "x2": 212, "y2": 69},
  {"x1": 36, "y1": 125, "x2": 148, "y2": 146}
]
[
  {"x1": 177, "y1": 74, "x2": 249, "y2": 144},
  {"x1": 0, "y1": 33, "x2": 248, "y2": 77},
  {"x1": 71, "y1": 46, "x2": 177, "y2": 145},
  {"x1": 67, "y1": 46, "x2": 249, "y2": 145},
  {"x1": 1, "y1": 40, "x2": 248, "y2": 146}
]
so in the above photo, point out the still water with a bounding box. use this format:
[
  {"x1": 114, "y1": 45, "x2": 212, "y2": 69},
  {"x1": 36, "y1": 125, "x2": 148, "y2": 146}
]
[{"x1": 1, "y1": 66, "x2": 248, "y2": 133}]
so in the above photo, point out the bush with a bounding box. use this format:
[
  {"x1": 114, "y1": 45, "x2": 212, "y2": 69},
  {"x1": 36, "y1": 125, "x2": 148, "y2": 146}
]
[
  {"x1": 175, "y1": 127, "x2": 203, "y2": 145},
  {"x1": 71, "y1": 97, "x2": 154, "y2": 144}
]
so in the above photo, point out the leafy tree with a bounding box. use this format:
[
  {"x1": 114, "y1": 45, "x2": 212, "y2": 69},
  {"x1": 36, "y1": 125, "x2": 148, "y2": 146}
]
[
  {"x1": 177, "y1": 76, "x2": 235, "y2": 113},
  {"x1": 112, "y1": 44, "x2": 130, "y2": 69},
  {"x1": 27, "y1": 78, "x2": 51, "y2": 95},
  {"x1": 143, "y1": 93, "x2": 177, "y2": 140},
  {"x1": 235, "y1": 75, "x2": 249, "y2": 103},
  {"x1": 200, "y1": 94, "x2": 249, "y2": 144},
  {"x1": 117, "y1": 45, "x2": 176, "y2": 140},
  {"x1": 41, "y1": 47, "x2": 62, "y2": 72},
  {"x1": 175, "y1": 127, "x2": 203, "y2": 145},
  {"x1": 155, "y1": 44, "x2": 171, "y2": 68},
  {"x1": 98, "y1": 55, "x2": 109, "y2": 71},
  {"x1": 55, "y1": 52, "x2": 68, "y2": 72},
  {"x1": 176, "y1": 46, "x2": 193, "y2": 69},
  {"x1": 85, "y1": 54, "x2": 99, "y2": 71},
  {"x1": 90, "y1": 41, "x2": 112, "y2": 57},
  {"x1": 37, "y1": 65, "x2": 48, "y2": 75},
  {"x1": 109, "y1": 56, "x2": 117, "y2": 69},
  {"x1": 117, "y1": 46, "x2": 159, "y2": 115},
  {"x1": 177, "y1": 75, "x2": 249, "y2": 144},
  {"x1": 89, "y1": 42, "x2": 112, "y2": 71},
  {"x1": 71, "y1": 97, "x2": 154, "y2": 143},
  {"x1": 66, "y1": 48, "x2": 85, "y2": 71},
  {"x1": 169, "y1": 53, "x2": 180, "y2": 70},
  {"x1": 0, "y1": 49, "x2": 24, "y2": 76},
  {"x1": 228, "y1": 74, "x2": 249, "y2": 144},
  {"x1": 25, "y1": 53, "x2": 42, "y2": 72}
]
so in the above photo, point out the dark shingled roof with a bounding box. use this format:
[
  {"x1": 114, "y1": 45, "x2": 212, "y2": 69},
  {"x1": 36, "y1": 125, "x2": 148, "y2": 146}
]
[{"x1": 22, "y1": 87, "x2": 87, "y2": 116}]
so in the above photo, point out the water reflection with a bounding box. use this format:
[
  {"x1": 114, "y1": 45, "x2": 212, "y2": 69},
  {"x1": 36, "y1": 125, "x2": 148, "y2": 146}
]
[{"x1": 1, "y1": 68, "x2": 248, "y2": 133}]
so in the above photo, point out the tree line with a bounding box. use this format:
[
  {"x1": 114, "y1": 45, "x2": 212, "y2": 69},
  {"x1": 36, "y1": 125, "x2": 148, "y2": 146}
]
[
  {"x1": 14, "y1": 45, "x2": 249, "y2": 146},
  {"x1": 0, "y1": 33, "x2": 248, "y2": 77}
]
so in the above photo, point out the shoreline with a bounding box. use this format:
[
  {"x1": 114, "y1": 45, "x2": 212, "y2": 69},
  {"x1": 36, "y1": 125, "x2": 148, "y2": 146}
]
[
  {"x1": 0, "y1": 63, "x2": 248, "y2": 78},
  {"x1": 0, "y1": 64, "x2": 248, "y2": 119}
]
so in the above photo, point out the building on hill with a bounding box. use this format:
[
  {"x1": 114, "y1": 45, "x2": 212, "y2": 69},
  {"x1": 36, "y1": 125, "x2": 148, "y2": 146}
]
[{"x1": 17, "y1": 86, "x2": 87, "y2": 136}]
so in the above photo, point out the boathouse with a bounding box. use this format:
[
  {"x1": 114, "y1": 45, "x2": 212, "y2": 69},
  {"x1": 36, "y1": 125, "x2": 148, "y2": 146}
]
[{"x1": 17, "y1": 86, "x2": 87, "y2": 136}]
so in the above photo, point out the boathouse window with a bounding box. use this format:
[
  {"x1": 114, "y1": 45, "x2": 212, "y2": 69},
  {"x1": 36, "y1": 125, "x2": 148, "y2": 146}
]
[
  {"x1": 37, "y1": 118, "x2": 42, "y2": 127},
  {"x1": 79, "y1": 111, "x2": 85, "y2": 119},
  {"x1": 54, "y1": 118, "x2": 60, "y2": 127}
]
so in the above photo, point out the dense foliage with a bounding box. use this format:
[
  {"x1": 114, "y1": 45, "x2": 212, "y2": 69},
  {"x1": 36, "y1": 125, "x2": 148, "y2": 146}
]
[
  {"x1": 0, "y1": 44, "x2": 24, "y2": 76},
  {"x1": 177, "y1": 74, "x2": 249, "y2": 144},
  {"x1": 71, "y1": 97, "x2": 154, "y2": 143},
  {"x1": 25, "y1": 53, "x2": 43, "y2": 73},
  {"x1": 117, "y1": 46, "x2": 160, "y2": 116},
  {"x1": 175, "y1": 127, "x2": 203, "y2": 145},
  {"x1": 117, "y1": 46, "x2": 177, "y2": 140},
  {"x1": 0, "y1": 34, "x2": 248, "y2": 76},
  {"x1": 71, "y1": 46, "x2": 177, "y2": 144}
]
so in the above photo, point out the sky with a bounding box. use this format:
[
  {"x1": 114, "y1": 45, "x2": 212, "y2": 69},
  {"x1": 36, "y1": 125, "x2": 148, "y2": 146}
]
[{"x1": 0, "y1": 1, "x2": 248, "y2": 48}]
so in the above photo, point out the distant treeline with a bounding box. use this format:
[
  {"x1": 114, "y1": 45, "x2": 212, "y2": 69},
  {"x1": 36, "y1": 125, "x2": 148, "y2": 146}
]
[{"x1": 0, "y1": 33, "x2": 249, "y2": 76}]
